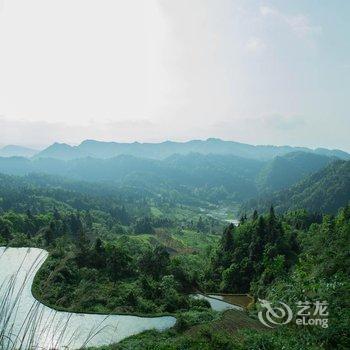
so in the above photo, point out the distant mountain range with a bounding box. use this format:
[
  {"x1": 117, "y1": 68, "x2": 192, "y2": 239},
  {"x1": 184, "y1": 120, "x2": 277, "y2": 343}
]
[
  {"x1": 2, "y1": 138, "x2": 346, "y2": 161},
  {"x1": 0, "y1": 145, "x2": 37, "y2": 158}
]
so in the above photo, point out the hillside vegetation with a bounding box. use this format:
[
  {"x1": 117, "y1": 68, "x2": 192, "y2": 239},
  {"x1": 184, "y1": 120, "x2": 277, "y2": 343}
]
[
  {"x1": 0, "y1": 151, "x2": 341, "y2": 206},
  {"x1": 0, "y1": 146, "x2": 349, "y2": 349},
  {"x1": 244, "y1": 160, "x2": 350, "y2": 214}
]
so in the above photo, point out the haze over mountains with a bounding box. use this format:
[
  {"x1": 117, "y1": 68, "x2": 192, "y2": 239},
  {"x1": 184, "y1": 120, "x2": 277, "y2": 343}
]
[
  {"x1": 0, "y1": 149, "x2": 345, "y2": 205},
  {"x1": 1, "y1": 139, "x2": 349, "y2": 161},
  {"x1": 0, "y1": 145, "x2": 37, "y2": 158},
  {"x1": 0, "y1": 138, "x2": 349, "y2": 214}
]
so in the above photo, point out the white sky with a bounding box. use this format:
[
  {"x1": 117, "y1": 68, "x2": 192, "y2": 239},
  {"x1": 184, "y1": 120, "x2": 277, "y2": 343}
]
[{"x1": 0, "y1": 0, "x2": 349, "y2": 151}]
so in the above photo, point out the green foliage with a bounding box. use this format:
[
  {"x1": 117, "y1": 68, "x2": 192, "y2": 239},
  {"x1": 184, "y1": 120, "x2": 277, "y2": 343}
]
[
  {"x1": 1, "y1": 158, "x2": 349, "y2": 349},
  {"x1": 245, "y1": 160, "x2": 350, "y2": 214},
  {"x1": 257, "y1": 151, "x2": 333, "y2": 193},
  {"x1": 209, "y1": 208, "x2": 299, "y2": 295},
  {"x1": 31, "y1": 232, "x2": 213, "y2": 315},
  {"x1": 134, "y1": 216, "x2": 154, "y2": 234}
]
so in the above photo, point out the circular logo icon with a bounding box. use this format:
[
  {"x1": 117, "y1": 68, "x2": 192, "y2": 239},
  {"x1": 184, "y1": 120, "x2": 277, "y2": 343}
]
[{"x1": 258, "y1": 299, "x2": 293, "y2": 328}]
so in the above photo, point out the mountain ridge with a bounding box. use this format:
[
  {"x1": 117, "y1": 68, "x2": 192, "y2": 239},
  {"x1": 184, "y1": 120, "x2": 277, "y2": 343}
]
[
  {"x1": 0, "y1": 151, "x2": 341, "y2": 205},
  {"x1": 33, "y1": 138, "x2": 350, "y2": 161},
  {"x1": 0, "y1": 145, "x2": 38, "y2": 158}
]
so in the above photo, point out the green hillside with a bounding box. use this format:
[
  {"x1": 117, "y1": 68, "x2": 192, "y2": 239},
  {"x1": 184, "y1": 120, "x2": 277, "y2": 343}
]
[
  {"x1": 244, "y1": 160, "x2": 350, "y2": 214},
  {"x1": 257, "y1": 151, "x2": 334, "y2": 192}
]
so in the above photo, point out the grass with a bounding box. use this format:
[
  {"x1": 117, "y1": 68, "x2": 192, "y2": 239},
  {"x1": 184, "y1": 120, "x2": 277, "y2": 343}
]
[
  {"x1": 172, "y1": 230, "x2": 219, "y2": 251},
  {"x1": 129, "y1": 229, "x2": 219, "y2": 255}
]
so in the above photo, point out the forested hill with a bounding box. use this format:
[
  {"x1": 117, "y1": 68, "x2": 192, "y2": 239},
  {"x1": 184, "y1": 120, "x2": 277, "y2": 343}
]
[
  {"x1": 0, "y1": 172, "x2": 147, "y2": 215},
  {"x1": 33, "y1": 138, "x2": 350, "y2": 161},
  {"x1": 243, "y1": 160, "x2": 350, "y2": 214},
  {"x1": 0, "y1": 154, "x2": 263, "y2": 202},
  {"x1": 0, "y1": 152, "x2": 340, "y2": 204},
  {"x1": 256, "y1": 151, "x2": 335, "y2": 193}
]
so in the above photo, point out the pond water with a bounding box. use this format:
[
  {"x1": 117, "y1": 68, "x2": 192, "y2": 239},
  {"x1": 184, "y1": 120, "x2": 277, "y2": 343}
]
[
  {"x1": 0, "y1": 247, "x2": 245, "y2": 349},
  {"x1": 207, "y1": 294, "x2": 253, "y2": 309},
  {"x1": 0, "y1": 247, "x2": 176, "y2": 349},
  {"x1": 224, "y1": 219, "x2": 240, "y2": 226},
  {"x1": 193, "y1": 294, "x2": 244, "y2": 312}
]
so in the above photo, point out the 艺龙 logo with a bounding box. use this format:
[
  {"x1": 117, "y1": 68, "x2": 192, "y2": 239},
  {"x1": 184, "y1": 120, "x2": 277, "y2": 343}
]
[
  {"x1": 257, "y1": 299, "x2": 329, "y2": 328},
  {"x1": 258, "y1": 299, "x2": 293, "y2": 328}
]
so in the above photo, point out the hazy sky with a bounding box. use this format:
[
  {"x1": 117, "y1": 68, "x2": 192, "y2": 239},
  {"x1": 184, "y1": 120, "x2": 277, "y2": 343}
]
[{"x1": 0, "y1": 0, "x2": 349, "y2": 150}]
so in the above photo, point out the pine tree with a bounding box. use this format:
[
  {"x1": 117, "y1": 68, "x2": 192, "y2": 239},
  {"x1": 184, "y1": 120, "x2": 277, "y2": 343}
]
[
  {"x1": 196, "y1": 216, "x2": 205, "y2": 232},
  {"x1": 44, "y1": 225, "x2": 54, "y2": 245},
  {"x1": 25, "y1": 209, "x2": 36, "y2": 237},
  {"x1": 249, "y1": 216, "x2": 266, "y2": 265},
  {"x1": 85, "y1": 210, "x2": 93, "y2": 229},
  {"x1": 53, "y1": 207, "x2": 61, "y2": 220},
  {"x1": 219, "y1": 223, "x2": 235, "y2": 268},
  {"x1": 268, "y1": 205, "x2": 276, "y2": 224},
  {"x1": 26, "y1": 209, "x2": 34, "y2": 220},
  {"x1": 239, "y1": 214, "x2": 247, "y2": 224},
  {"x1": 266, "y1": 205, "x2": 279, "y2": 243},
  {"x1": 69, "y1": 213, "x2": 83, "y2": 237},
  {"x1": 75, "y1": 229, "x2": 90, "y2": 267},
  {"x1": 93, "y1": 237, "x2": 107, "y2": 268},
  {"x1": 221, "y1": 223, "x2": 234, "y2": 252}
]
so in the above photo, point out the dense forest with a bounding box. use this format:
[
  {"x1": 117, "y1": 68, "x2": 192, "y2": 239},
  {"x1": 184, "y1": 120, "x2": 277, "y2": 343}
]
[
  {"x1": 0, "y1": 147, "x2": 349, "y2": 349},
  {"x1": 0, "y1": 151, "x2": 345, "y2": 205},
  {"x1": 244, "y1": 160, "x2": 350, "y2": 214},
  {"x1": 107, "y1": 206, "x2": 350, "y2": 349}
]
